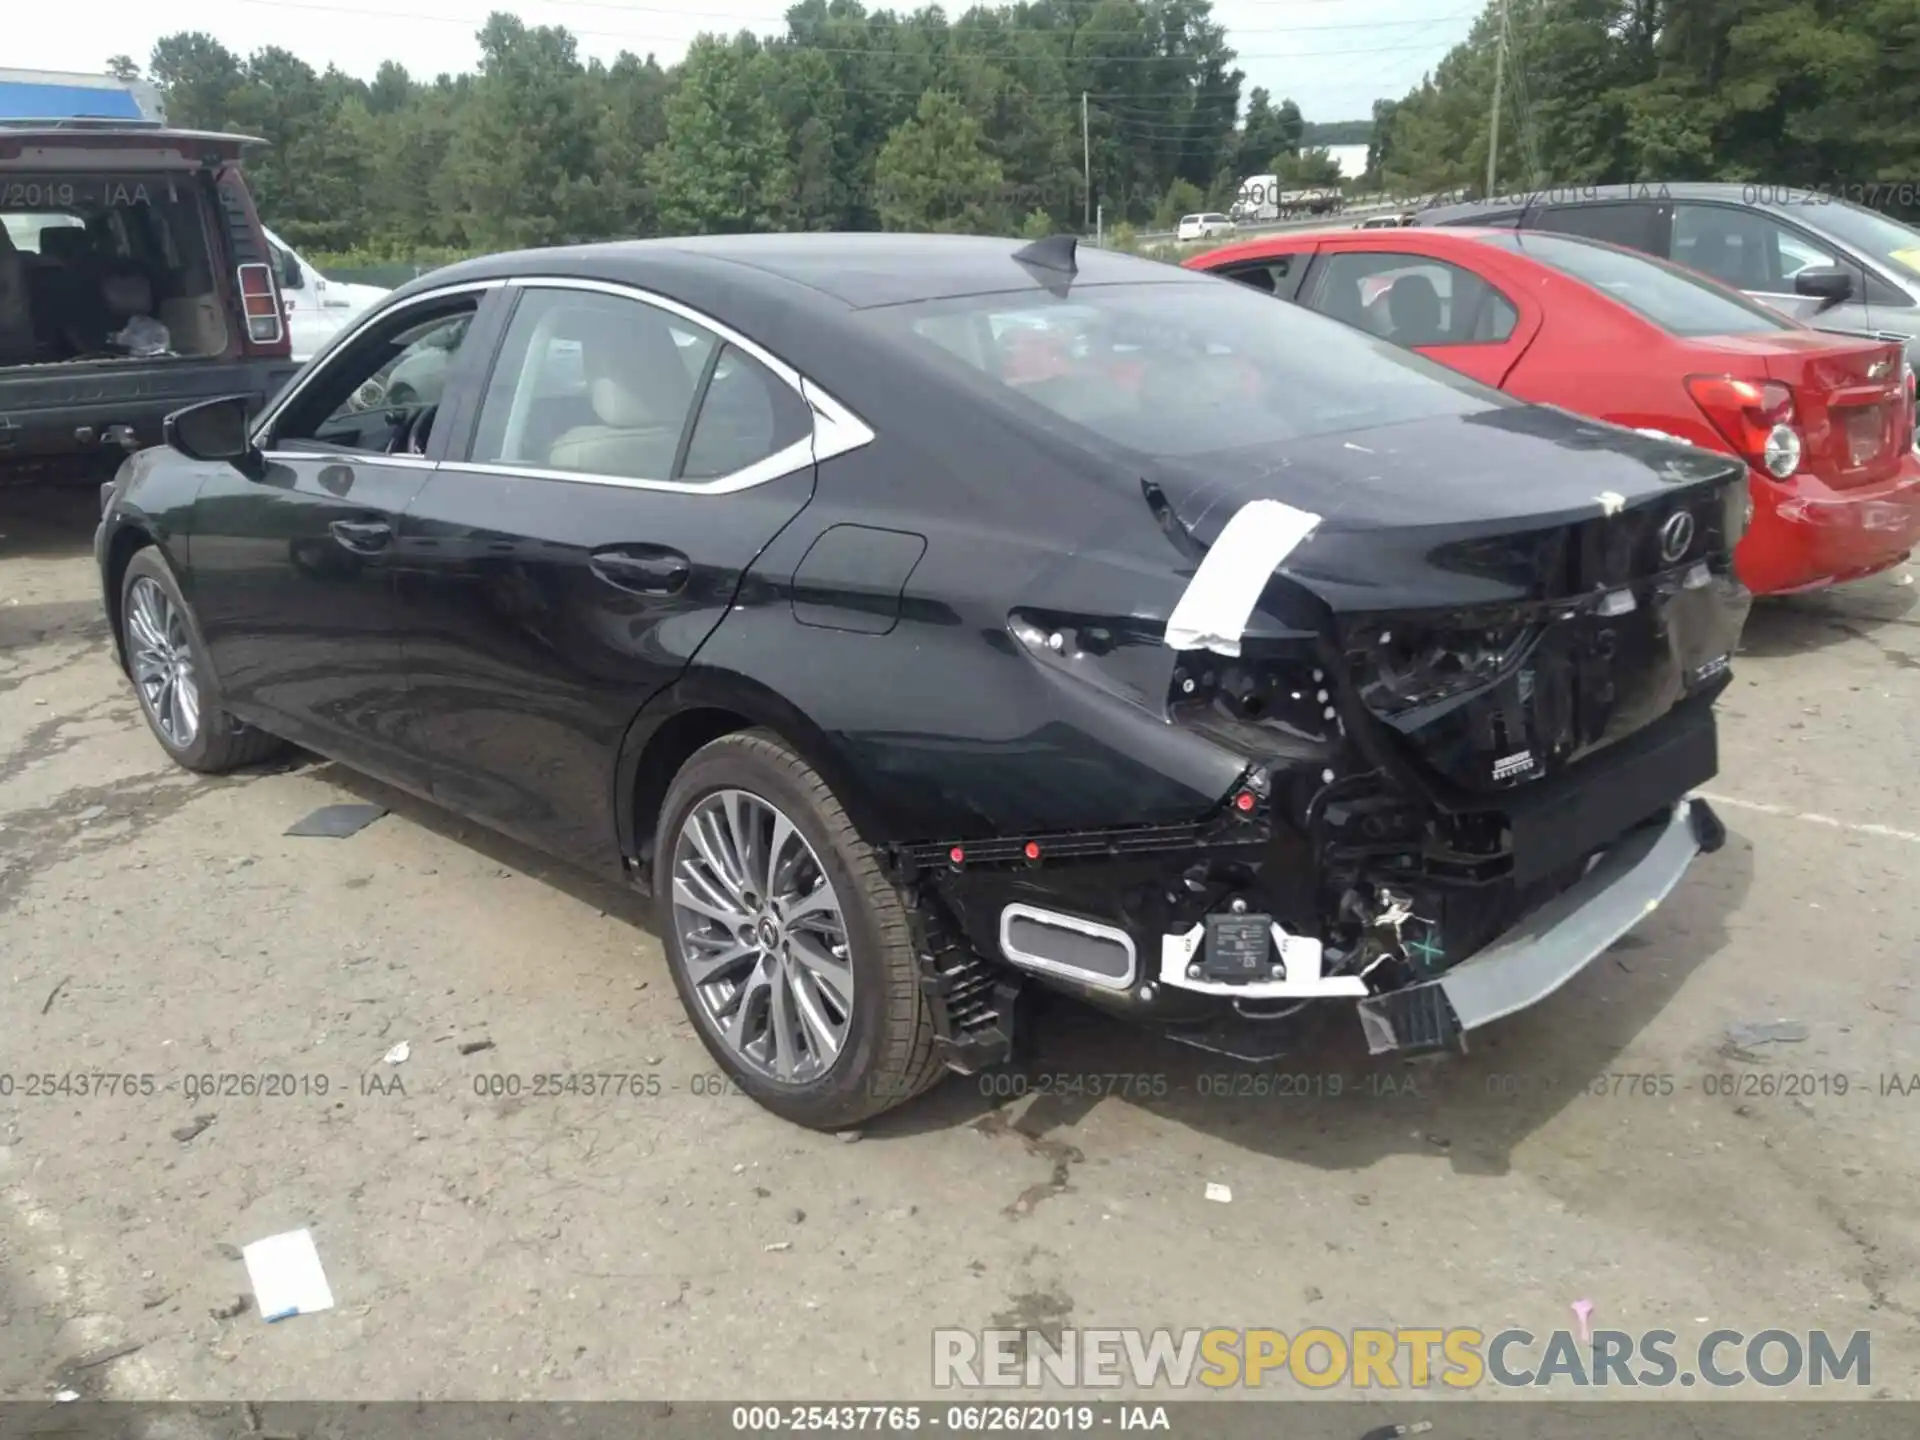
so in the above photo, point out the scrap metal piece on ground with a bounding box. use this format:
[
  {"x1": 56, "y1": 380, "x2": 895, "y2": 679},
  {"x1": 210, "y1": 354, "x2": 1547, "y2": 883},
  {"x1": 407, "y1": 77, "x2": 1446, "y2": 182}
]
[{"x1": 284, "y1": 803, "x2": 387, "y2": 839}]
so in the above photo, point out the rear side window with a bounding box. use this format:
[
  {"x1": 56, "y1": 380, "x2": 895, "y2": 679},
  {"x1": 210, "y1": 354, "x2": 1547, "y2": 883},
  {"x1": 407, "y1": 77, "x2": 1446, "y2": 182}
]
[
  {"x1": 1671, "y1": 203, "x2": 1841, "y2": 293},
  {"x1": 1529, "y1": 202, "x2": 1662, "y2": 253},
  {"x1": 1212, "y1": 254, "x2": 1307, "y2": 300},
  {"x1": 470, "y1": 287, "x2": 717, "y2": 481},
  {"x1": 873, "y1": 280, "x2": 1506, "y2": 462},
  {"x1": 1309, "y1": 251, "x2": 1519, "y2": 346},
  {"x1": 680, "y1": 344, "x2": 813, "y2": 480},
  {"x1": 1486, "y1": 231, "x2": 1795, "y2": 336}
]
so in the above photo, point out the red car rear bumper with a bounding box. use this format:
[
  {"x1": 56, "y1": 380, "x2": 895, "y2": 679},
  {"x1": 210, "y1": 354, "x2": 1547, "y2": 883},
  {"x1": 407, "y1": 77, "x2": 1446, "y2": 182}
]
[{"x1": 1736, "y1": 449, "x2": 1920, "y2": 595}]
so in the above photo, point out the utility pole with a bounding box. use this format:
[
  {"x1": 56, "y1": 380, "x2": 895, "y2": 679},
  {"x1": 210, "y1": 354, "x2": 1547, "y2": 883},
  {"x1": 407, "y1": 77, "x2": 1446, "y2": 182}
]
[
  {"x1": 1083, "y1": 91, "x2": 1092, "y2": 231},
  {"x1": 1485, "y1": 0, "x2": 1507, "y2": 198}
]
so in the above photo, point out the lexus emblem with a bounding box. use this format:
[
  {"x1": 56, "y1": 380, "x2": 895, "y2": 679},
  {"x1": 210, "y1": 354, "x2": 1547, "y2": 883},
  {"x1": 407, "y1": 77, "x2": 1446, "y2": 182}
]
[{"x1": 1659, "y1": 510, "x2": 1695, "y2": 563}]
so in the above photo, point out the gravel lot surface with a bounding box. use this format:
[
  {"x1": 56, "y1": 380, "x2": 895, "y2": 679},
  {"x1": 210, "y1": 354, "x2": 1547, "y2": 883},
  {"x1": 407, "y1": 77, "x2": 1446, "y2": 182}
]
[{"x1": 2, "y1": 483, "x2": 1916, "y2": 1404}]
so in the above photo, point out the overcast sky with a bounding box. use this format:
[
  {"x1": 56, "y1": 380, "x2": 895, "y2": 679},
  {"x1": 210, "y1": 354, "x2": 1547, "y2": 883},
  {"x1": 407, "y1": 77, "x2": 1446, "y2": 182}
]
[{"x1": 29, "y1": 0, "x2": 1471, "y2": 125}]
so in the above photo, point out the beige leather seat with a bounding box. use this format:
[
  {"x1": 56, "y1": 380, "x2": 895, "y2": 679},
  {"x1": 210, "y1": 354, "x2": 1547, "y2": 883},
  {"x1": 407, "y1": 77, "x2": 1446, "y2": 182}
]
[{"x1": 546, "y1": 310, "x2": 695, "y2": 478}]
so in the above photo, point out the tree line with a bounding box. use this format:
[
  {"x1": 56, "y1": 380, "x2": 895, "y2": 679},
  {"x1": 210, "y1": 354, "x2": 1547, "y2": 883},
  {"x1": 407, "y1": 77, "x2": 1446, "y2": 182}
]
[
  {"x1": 116, "y1": 1, "x2": 1341, "y2": 260},
  {"x1": 108, "y1": 0, "x2": 1920, "y2": 262},
  {"x1": 1372, "y1": 0, "x2": 1920, "y2": 220}
]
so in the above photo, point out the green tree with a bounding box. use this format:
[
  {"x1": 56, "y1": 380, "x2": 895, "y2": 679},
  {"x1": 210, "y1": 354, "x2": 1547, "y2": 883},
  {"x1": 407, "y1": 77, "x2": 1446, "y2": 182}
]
[
  {"x1": 768, "y1": 47, "x2": 849, "y2": 230},
  {"x1": 148, "y1": 33, "x2": 244, "y2": 131},
  {"x1": 649, "y1": 34, "x2": 792, "y2": 235},
  {"x1": 438, "y1": 15, "x2": 607, "y2": 249},
  {"x1": 874, "y1": 90, "x2": 1007, "y2": 233},
  {"x1": 105, "y1": 55, "x2": 142, "y2": 81},
  {"x1": 589, "y1": 51, "x2": 674, "y2": 237},
  {"x1": 1155, "y1": 177, "x2": 1205, "y2": 227}
]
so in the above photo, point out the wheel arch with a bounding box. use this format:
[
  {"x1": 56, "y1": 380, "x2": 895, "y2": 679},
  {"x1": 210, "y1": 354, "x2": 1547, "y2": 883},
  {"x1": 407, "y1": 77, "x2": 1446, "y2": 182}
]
[
  {"x1": 101, "y1": 521, "x2": 163, "y2": 674},
  {"x1": 615, "y1": 667, "x2": 892, "y2": 892}
]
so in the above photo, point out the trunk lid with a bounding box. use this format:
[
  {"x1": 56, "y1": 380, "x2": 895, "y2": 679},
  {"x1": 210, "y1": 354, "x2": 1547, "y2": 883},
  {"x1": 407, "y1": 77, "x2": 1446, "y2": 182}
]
[
  {"x1": 1688, "y1": 331, "x2": 1911, "y2": 489},
  {"x1": 1149, "y1": 405, "x2": 1751, "y2": 799},
  {"x1": 1766, "y1": 335, "x2": 1909, "y2": 489}
]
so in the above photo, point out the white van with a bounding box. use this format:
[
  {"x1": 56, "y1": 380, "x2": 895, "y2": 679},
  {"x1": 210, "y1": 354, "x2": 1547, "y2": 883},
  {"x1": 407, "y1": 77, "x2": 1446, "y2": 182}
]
[
  {"x1": 261, "y1": 226, "x2": 390, "y2": 360},
  {"x1": 1177, "y1": 213, "x2": 1236, "y2": 243}
]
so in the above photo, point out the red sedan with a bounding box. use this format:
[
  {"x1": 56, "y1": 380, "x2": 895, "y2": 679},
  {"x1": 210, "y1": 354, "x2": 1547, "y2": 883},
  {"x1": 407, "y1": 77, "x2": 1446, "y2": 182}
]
[{"x1": 1187, "y1": 227, "x2": 1920, "y2": 595}]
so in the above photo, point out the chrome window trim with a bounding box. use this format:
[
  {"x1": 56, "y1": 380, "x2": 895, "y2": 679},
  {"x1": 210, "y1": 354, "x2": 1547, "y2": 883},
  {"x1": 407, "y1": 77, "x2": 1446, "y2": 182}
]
[
  {"x1": 260, "y1": 450, "x2": 436, "y2": 470},
  {"x1": 255, "y1": 272, "x2": 880, "y2": 496},
  {"x1": 483, "y1": 275, "x2": 877, "y2": 493},
  {"x1": 440, "y1": 440, "x2": 815, "y2": 496},
  {"x1": 250, "y1": 279, "x2": 508, "y2": 445},
  {"x1": 803, "y1": 376, "x2": 877, "y2": 465}
]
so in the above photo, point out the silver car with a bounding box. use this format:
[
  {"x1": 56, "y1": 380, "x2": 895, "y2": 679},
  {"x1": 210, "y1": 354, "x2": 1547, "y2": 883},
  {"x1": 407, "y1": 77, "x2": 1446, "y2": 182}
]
[{"x1": 1413, "y1": 182, "x2": 1920, "y2": 371}]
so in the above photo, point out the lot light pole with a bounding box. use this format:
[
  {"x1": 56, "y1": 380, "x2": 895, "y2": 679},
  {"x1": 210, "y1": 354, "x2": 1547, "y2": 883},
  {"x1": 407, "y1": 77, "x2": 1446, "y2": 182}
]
[{"x1": 1083, "y1": 91, "x2": 1092, "y2": 231}]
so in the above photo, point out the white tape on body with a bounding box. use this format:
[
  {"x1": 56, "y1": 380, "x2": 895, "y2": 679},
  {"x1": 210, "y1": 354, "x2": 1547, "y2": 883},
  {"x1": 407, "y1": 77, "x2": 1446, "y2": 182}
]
[{"x1": 1162, "y1": 498, "x2": 1321, "y2": 657}]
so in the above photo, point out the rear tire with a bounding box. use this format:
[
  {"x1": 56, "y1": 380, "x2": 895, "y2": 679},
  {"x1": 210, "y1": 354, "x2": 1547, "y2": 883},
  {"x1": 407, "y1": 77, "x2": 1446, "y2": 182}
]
[
  {"x1": 119, "y1": 549, "x2": 287, "y2": 775},
  {"x1": 654, "y1": 729, "x2": 945, "y2": 1129}
]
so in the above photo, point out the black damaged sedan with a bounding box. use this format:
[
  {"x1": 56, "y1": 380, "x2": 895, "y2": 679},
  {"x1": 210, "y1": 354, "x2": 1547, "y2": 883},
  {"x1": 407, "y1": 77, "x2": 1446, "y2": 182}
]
[{"x1": 95, "y1": 233, "x2": 1751, "y2": 1128}]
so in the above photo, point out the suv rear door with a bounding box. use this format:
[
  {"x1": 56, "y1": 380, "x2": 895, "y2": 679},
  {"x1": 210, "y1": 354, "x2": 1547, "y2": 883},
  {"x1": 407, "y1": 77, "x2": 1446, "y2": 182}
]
[{"x1": 0, "y1": 122, "x2": 298, "y2": 481}]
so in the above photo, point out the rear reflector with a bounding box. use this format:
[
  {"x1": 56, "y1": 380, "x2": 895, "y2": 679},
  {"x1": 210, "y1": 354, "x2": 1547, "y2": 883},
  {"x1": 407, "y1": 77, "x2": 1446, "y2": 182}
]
[{"x1": 236, "y1": 262, "x2": 284, "y2": 346}]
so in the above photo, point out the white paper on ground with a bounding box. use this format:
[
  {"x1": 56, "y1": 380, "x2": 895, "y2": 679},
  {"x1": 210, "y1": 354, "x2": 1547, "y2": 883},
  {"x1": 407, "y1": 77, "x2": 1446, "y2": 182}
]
[
  {"x1": 1204, "y1": 1182, "x2": 1233, "y2": 1203},
  {"x1": 1162, "y1": 499, "x2": 1321, "y2": 657},
  {"x1": 243, "y1": 1228, "x2": 336, "y2": 1321}
]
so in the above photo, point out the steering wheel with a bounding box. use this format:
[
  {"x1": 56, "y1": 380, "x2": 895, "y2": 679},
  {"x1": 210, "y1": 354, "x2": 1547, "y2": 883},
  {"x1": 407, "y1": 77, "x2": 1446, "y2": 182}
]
[{"x1": 402, "y1": 403, "x2": 437, "y2": 456}]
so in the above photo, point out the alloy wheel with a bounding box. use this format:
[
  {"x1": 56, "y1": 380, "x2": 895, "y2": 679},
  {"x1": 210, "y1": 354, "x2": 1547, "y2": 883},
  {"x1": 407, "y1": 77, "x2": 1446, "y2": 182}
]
[
  {"x1": 126, "y1": 576, "x2": 201, "y2": 750},
  {"x1": 669, "y1": 789, "x2": 854, "y2": 1084}
]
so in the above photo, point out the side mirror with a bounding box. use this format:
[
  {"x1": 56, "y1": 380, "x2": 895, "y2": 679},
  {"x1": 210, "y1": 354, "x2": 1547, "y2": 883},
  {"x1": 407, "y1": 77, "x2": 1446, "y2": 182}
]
[
  {"x1": 1793, "y1": 264, "x2": 1853, "y2": 310},
  {"x1": 278, "y1": 251, "x2": 305, "y2": 290},
  {"x1": 165, "y1": 395, "x2": 265, "y2": 478}
]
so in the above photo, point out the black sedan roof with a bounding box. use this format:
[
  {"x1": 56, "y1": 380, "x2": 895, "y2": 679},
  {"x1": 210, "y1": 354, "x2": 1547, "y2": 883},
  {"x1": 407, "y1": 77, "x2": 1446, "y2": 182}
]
[{"x1": 419, "y1": 232, "x2": 1212, "y2": 311}]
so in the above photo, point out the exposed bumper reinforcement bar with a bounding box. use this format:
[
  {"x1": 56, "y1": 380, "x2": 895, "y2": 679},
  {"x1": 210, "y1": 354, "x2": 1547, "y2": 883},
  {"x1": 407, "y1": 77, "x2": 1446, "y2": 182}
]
[{"x1": 1356, "y1": 797, "x2": 1721, "y2": 1056}]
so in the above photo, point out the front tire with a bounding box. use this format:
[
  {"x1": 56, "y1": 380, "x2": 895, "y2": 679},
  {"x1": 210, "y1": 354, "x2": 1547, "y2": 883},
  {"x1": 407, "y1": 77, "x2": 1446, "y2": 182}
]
[
  {"x1": 120, "y1": 549, "x2": 286, "y2": 774},
  {"x1": 654, "y1": 729, "x2": 945, "y2": 1129}
]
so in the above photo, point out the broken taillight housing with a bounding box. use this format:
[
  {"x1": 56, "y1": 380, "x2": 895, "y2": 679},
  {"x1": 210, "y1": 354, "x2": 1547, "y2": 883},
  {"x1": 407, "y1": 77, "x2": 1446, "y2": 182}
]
[
  {"x1": 1169, "y1": 653, "x2": 1338, "y2": 742},
  {"x1": 1686, "y1": 376, "x2": 1801, "y2": 480},
  {"x1": 1351, "y1": 619, "x2": 1538, "y2": 719}
]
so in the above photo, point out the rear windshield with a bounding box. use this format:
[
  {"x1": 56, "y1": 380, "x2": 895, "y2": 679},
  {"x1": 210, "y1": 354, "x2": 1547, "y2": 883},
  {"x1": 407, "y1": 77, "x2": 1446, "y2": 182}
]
[
  {"x1": 0, "y1": 172, "x2": 227, "y2": 363},
  {"x1": 868, "y1": 279, "x2": 1506, "y2": 461},
  {"x1": 1483, "y1": 231, "x2": 1795, "y2": 336}
]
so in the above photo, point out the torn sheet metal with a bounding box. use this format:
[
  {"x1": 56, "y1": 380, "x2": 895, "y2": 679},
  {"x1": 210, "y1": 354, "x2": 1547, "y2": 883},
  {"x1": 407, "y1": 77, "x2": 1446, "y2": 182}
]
[{"x1": 1162, "y1": 498, "x2": 1320, "y2": 657}]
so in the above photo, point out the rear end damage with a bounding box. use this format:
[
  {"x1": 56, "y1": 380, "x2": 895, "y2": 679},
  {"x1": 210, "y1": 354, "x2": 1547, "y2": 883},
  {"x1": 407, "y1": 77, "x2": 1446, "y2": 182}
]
[{"x1": 885, "y1": 474, "x2": 1752, "y2": 1072}]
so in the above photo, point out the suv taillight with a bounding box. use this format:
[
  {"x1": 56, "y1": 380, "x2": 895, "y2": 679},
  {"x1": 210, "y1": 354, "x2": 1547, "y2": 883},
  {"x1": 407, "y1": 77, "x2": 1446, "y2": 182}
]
[
  {"x1": 1687, "y1": 375, "x2": 1802, "y2": 480},
  {"x1": 237, "y1": 262, "x2": 285, "y2": 346}
]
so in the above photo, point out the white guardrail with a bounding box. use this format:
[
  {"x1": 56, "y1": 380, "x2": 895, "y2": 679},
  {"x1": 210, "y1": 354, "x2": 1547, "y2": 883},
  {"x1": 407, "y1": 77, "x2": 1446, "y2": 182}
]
[{"x1": 1132, "y1": 199, "x2": 1408, "y2": 245}]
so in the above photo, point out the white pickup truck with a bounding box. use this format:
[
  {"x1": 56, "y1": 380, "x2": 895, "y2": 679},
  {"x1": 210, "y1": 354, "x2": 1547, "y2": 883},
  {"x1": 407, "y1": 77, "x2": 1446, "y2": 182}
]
[{"x1": 261, "y1": 226, "x2": 388, "y2": 360}]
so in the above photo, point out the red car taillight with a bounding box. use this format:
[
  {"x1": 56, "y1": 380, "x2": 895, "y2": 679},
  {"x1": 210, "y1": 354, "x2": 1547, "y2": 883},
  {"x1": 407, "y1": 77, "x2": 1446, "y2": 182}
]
[
  {"x1": 236, "y1": 262, "x2": 285, "y2": 346},
  {"x1": 1687, "y1": 375, "x2": 1802, "y2": 480}
]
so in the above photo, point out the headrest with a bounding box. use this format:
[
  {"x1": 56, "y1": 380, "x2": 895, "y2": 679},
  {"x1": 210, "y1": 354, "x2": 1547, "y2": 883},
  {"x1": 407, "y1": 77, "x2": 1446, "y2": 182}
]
[
  {"x1": 575, "y1": 308, "x2": 694, "y2": 429},
  {"x1": 1387, "y1": 273, "x2": 1443, "y2": 338}
]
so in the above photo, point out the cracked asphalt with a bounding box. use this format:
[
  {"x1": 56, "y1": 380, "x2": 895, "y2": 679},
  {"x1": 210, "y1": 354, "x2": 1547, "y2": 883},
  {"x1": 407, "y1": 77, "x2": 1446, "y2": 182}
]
[{"x1": 2, "y1": 482, "x2": 1917, "y2": 1404}]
